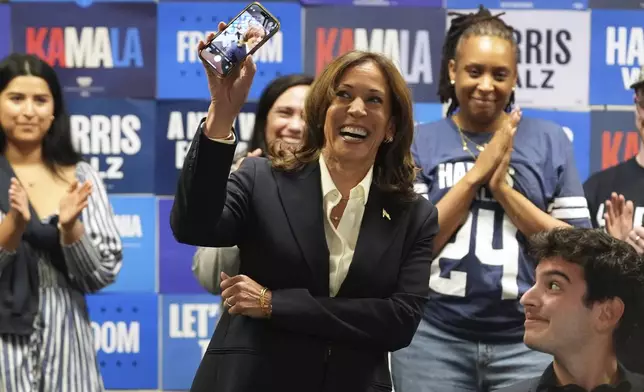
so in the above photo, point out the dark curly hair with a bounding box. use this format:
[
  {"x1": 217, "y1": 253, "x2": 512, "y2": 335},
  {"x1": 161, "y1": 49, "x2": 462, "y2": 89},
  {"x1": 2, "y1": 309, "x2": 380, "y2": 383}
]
[
  {"x1": 528, "y1": 227, "x2": 644, "y2": 347},
  {"x1": 438, "y1": 5, "x2": 518, "y2": 117}
]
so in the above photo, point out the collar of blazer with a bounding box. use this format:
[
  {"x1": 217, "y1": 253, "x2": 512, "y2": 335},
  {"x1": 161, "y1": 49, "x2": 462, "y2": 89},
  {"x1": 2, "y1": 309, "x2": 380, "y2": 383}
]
[{"x1": 274, "y1": 159, "x2": 405, "y2": 297}]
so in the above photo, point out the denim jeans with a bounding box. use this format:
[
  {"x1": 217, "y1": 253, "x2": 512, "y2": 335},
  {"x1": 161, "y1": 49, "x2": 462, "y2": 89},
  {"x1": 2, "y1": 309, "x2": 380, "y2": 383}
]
[{"x1": 391, "y1": 319, "x2": 552, "y2": 392}]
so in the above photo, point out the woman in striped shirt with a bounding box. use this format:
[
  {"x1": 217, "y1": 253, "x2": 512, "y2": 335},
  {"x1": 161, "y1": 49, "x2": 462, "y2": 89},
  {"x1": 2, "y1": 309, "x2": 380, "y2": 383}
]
[{"x1": 0, "y1": 53, "x2": 123, "y2": 392}]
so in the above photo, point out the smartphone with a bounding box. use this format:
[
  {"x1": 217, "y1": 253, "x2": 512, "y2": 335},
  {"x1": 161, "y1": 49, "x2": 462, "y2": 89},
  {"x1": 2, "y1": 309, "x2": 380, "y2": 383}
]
[{"x1": 199, "y1": 2, "x2": 280, "y2": 77}]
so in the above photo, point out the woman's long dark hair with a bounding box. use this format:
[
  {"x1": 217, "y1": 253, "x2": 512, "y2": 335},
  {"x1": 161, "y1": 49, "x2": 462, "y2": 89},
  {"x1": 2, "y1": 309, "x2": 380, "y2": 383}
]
[
  {"x1": 438, "y1": 5, "x2": 517, "y2": 117},
  {"x1": 0, "y1": 53, "x2": 83, "y2": 176},
  {"x1": 249, "y1": 74, "x2": 314, "y2": 155}
]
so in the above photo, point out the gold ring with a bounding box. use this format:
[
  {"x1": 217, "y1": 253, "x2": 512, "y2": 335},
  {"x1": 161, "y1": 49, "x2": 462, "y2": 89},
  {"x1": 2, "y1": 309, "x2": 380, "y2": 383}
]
[{"x1": 224, "y1": 298, "x2": 231, "y2": 308}]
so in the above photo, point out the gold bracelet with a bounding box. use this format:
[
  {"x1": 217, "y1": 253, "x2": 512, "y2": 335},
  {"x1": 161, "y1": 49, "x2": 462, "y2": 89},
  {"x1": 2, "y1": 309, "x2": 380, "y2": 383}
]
[{"x1": 259, "y1": 287, "x2": 271, "y2": 317}]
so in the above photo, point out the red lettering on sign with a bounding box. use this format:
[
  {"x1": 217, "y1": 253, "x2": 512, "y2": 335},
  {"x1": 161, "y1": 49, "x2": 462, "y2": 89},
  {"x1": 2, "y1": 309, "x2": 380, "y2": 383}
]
[
  {"x1": 601, "y1": 130, "x2": 640, "y2": 169},
  {"x1": 315, "y1": 28, "x2": 355, "y2": 75},
  {"x1": 316, "y1": 28, "x2": 337, "y2": 75},
  {"x1": 25, "y1": 27, "x2": 66, "y2": 67}
]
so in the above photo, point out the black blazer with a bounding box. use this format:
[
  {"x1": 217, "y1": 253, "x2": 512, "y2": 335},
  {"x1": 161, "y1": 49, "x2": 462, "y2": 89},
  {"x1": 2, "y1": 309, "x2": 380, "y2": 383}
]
[
  {"x1": 170, "y1": 122, "x2": 439, "y2": 392},
  {"x1": 497, "y1": 363, "x2": 644, "y2": 392}
]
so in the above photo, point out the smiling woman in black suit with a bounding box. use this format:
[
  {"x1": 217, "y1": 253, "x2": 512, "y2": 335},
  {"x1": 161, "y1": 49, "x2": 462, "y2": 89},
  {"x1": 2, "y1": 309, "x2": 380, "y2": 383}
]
[{"x1": 170, "y1": 22, "x2": 439, "y2": 392}]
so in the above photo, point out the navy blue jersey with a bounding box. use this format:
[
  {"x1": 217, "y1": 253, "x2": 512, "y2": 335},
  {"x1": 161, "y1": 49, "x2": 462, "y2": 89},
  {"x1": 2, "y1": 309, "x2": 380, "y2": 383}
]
[{"x1": 413, "y1": 116, "x2": 591, "y2": 343}]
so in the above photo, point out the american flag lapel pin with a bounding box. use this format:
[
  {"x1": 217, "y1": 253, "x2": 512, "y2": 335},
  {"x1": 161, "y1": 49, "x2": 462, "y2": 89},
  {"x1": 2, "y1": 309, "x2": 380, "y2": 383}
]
[{"x1": 382, "y1": 209, "x2": 390, "y2": 220}]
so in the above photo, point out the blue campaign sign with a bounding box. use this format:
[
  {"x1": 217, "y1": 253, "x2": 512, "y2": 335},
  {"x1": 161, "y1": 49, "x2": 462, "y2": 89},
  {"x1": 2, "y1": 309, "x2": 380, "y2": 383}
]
[
  {"x1": 589, "y1": 0, "x2": 644, "y2": 8},
  {"x1": 413, "y1": 103, "x2": 443, "y2": 126},
  {"x1": 86, "y1": 293, "x2": 159, "y2": 390},
  {"x1": 102, "y1": 195, "x2": 156, "y2": 293},
  {"x1": 158, "y1": 0, "x2": 298, "y2": 2},
  {"x1": 157, "y1": 2, "x2": 302, "y2": 100},
  {"x1": 161, "y1": 294, "x2": 223, "y2": 390},
  {"x1": 521, "y1": 109, "x2": 591, "y2": 182},
  {"x1": 304, "y1": 6, "x2": 445, "y2": 103},
  {"x1": 158, "y1": 198, "x2": 208, "y2": 294},
  {"x1": 300, "y1": 0, "x2": 440, "y2": 5},
  {"x1": 446, "y1": 0, "x2": 587, "y2": 9},
  {"x1": 66, "y1": 99, "x2": 155, "y2": 194},
  {"x1": 10, "y1": 3, "x2": 156, "y2": 99},
  {"x1": 155, "y1": 100, "x2": 258, "y2": 195},
  {"x1": 10, "y1": 0, "x2": 153, "y2": 5},
  {"x1": 590, "y1": 109, "x2": 640, "y2": 175},
  {"x1": 590, "y1": 10, "x2": 644, "y2": 105},
  {"x1": 0, "y1": 5, "x2": 10, "y2": 60}
]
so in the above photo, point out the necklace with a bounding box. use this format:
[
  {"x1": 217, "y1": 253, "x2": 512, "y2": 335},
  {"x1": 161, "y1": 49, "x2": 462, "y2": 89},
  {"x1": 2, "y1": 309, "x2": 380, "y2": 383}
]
[
  {"x1": 330, "y1": 197, "x2": 349, "y2": 222},
  {"x1": 457, "y1": 127, "x2": 486, "y2": 160}
]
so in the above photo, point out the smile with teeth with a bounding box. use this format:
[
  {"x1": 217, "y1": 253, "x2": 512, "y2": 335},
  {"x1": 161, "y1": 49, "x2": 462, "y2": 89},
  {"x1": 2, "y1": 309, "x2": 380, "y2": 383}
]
[{"x1": 339, "y1": 126, "x2": 368, "y2": 140}]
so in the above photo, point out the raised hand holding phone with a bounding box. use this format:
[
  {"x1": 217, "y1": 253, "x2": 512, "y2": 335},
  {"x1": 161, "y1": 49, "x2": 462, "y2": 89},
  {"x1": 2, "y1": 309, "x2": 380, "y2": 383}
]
[
  {"x1": 199, "y1": 2, "x2": 279, "y2": 78},
  {"x1": 198, "y1": 24, "x2": 256, "y2": 139}
]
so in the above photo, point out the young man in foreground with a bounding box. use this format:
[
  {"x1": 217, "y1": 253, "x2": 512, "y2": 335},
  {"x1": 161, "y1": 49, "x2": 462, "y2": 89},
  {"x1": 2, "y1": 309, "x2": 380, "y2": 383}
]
[{"x1": 499, "y1": 228, "x2": 644, "y2": 391}]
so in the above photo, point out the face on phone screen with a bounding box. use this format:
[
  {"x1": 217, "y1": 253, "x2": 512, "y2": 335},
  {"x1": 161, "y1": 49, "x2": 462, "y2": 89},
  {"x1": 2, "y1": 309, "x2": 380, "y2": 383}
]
[{"x1": 200, "y1": 5, "x2": 278, "y2": 76}]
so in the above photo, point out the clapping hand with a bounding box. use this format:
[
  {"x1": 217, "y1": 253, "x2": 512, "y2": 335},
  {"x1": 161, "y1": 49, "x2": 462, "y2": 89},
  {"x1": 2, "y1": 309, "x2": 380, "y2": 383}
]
[
  {"x1": 626, "y1": 226, "x2": 644, "y2": 255},
  {"x1": 8, "y1": 178, "x2": 30, "y2": 223},
  {"x1": 200, "y1": 23, "x2": 257, "y2": 139},
  {"x1": 59, "y1": 180, "x2": 92, "y2": 230},
  {"x1": 466, "y1": 107, "x2": 520, "y2": 187},
  {"x1": 488, "y1": 107, "x2": 521, "y2": 193},
  {"x1": 603, "y1": 192, "x2": 634, "y2": 241}
]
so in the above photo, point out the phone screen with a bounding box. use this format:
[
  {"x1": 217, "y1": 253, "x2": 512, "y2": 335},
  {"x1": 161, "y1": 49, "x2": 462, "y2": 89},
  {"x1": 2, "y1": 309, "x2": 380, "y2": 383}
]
[{"x1": 200, "y1": 3, "x2": 279, "y2": 76}]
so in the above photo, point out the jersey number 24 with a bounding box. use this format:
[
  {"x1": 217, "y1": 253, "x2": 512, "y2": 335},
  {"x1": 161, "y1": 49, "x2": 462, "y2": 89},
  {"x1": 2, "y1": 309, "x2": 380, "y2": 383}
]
[{"x1": 430, "y1": 208, "x2": 520, "y2": 300}]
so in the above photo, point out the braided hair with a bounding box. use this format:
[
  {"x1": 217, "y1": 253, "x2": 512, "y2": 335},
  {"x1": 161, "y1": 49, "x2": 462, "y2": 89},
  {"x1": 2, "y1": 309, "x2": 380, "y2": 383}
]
[{"x1": 438, "y1": 5, "x2": 518, "y2": 117}]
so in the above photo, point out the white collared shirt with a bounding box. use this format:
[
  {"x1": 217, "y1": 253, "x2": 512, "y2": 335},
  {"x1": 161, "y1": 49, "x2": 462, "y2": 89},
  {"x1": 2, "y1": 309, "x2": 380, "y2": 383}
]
[
  {"x1": 205, "y1": 129, "x2": 374, "y2": 297},
  {"x1": 319, "y1": 155, "x2": 374, "y2": 297}
]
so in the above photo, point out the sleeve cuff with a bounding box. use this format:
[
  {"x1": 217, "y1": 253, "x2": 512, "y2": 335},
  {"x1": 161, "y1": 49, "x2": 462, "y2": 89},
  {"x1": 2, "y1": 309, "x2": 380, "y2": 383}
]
[
  {"x1": 61, "y1": 233, "x2": 102, "y2": 281},
  {"x1": 203, "y1": 126, "x2": 236, "y2": 145}
]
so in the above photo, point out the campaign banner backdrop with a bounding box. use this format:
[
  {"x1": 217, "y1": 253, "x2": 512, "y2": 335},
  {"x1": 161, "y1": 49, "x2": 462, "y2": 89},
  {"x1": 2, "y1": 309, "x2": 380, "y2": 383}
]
[
  {"x1": 413, "y1": 103, "x2": 443, "y2": 126},
  {"x1": 10, "y1": 0, "x2": 154, "y2": 4},
  {"x1": 521, "y1": 109, "x2": 591, "y2": 182},
  {"x1": 66, "y1": 99, "x2": 155, "y2": 194},
  {"x1": 589, "y1": 10, "x2": 644, "y2": 105},
  {"x1": 300, "y1": 0, "x2": 440, "y2": 6},
  {"x1": 588, "y1": 0, "x2": 644, "y2": 8},
  {"x1": 304, "y1": 6, "x2": 445, "y2": 103},
  {"x1": 448, "y1": 9, "x2": 590, "y2": 108},
  {"x1": 102, "y1": 195, "x2": 156, "y2": 293},
  {"x1": 86, "y1": 293, "x2": 158, "y2": 390},
  {"x1": 446, "y1": 0, "x2": 587, "y2": 9},
  {"x1": 157, "y1": 2, "x2": 302, "y2": 100},
  {"x1": 590, "y1": 109, "x2": 640, "y2": 175},
  {"x1": 161, "y1": 294, "x2": 223, "y2": 390},
  {"x1": 158, "y1": 198, "x2": 208, "y2": 294},
  {"x1": 10, "y1": 3, "x2": 156, "y2": 99},
  {"x1": 154, "y1": 101, "x2": 258, "y2": 195},
  {"x1": 0, "y1": 5, "x2": 10, "y2": 60}
]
